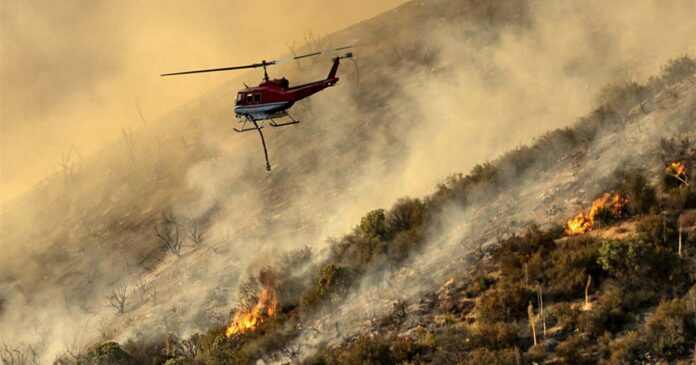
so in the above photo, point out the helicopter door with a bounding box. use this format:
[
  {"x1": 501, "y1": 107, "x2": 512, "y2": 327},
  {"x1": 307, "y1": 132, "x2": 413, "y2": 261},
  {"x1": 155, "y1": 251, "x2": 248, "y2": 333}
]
[
  {"x1": 253, "y1": 93, "x2": 261, "y2": 104},
  {"x1": 245, "y1": 93, "x2": 253, "y2": 104}
]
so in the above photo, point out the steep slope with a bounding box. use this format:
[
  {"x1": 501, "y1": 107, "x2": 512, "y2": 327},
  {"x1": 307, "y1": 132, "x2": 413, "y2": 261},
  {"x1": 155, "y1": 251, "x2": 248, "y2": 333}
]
[{"x1": 1, "y1": 0, "x2": 695, "y2": 363}]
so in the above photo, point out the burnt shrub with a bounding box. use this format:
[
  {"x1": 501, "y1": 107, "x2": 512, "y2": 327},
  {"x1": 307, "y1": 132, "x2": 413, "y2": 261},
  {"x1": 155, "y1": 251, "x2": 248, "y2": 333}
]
[
  {"x1": 596, "y1": 82, "x2": 650, "y2": 114},
  {"x1": 385, "y1": 197, "x2": 424, "y2": 233},
  {"x1": 386, "y1": 229, "x2": 423, "y2": 264}
]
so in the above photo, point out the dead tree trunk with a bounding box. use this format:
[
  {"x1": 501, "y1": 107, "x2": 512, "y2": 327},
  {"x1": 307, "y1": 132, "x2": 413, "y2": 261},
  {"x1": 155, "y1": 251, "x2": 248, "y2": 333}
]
[{"x1": 527, "y1": 301, "x2": 537, "y2": 346}]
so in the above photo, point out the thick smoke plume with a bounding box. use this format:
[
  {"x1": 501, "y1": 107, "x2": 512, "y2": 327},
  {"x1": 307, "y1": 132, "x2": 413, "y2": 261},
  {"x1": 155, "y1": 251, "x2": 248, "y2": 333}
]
[{"x1": 0, "y1": 0, "x2": 694, "y2": 362}]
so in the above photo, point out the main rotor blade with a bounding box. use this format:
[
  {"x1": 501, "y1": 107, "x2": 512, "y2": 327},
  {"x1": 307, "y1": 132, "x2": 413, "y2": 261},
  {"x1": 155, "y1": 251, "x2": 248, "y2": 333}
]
[
  {"x1": 160, "y1": 61, "x2": 275, "y2": 77},
  {"x1": 276, "y1": 45, "x2": 356, "y2": 64}
]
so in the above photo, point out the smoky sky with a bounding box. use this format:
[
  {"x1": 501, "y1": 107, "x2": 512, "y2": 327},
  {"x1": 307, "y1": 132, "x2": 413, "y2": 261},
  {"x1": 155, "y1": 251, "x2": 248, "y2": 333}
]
[{"x1": 0, "y1": 0, "x2": 407, "y2": 204}]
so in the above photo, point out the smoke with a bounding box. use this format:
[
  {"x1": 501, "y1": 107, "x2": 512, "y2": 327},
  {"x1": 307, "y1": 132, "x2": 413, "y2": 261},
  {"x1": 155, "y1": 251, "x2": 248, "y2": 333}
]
[
  {"x1": 1, "y1": 0, "x2": 695, "y2": 362},
  {"x1": 0, "y1": 0, "x2": 406, "y2": 204}
]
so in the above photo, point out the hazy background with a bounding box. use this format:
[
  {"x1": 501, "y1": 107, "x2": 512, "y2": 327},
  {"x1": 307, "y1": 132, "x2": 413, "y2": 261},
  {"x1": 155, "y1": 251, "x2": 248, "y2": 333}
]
[
  {"x1": 1, "y1": 0, "x2": 695, "y2": 362},
  {"x1": 0, "y1": 0, "x2": 406, "y2": 204}
]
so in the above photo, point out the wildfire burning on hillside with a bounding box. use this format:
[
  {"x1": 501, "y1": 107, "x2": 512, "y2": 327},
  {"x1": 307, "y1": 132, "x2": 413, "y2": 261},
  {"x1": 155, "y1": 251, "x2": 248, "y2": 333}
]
[
  {"x1": 666, "y1": 161, "x2": 689, "y2": 186},
  {"x1": 565, "y1": 192, "x2": 626, "y2": 235},
  {"x1": 225, "y1": 271, "x2": 277, "y2": 337}
]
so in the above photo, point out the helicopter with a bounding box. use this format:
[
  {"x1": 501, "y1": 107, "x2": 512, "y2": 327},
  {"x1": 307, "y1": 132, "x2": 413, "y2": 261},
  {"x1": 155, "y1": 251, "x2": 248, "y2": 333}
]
[{"x1": 161, "y1": 46, "x2": 355, "y2": 171}]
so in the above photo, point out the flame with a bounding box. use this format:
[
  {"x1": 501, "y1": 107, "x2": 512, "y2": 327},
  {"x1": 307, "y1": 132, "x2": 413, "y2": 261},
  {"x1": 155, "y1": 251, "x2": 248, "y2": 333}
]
[
  {"x1": 666, "y1": 161, "x2": 688, "y2": 185},
  {"x1": 445, "y1": 277, "x2": 454, "y2": 286},
  {"x1": 225, "y1": 288, "x2": 276, "y2": 337},
  {"x1": 565, "y1": 193, "x2": 626, "y2": 235}
]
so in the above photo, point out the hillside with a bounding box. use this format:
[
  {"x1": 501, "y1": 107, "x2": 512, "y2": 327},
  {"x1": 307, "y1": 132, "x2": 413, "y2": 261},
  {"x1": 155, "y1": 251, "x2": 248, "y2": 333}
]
[{"x1": 1, "y1": 0, "x2": 695, "y2": 364}]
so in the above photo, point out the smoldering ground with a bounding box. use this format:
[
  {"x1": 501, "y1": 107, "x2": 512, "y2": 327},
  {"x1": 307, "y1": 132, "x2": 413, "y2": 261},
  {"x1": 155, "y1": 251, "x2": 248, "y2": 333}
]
[{"x1": 1, "y1": 0, "x2": 695, "y2": 362}]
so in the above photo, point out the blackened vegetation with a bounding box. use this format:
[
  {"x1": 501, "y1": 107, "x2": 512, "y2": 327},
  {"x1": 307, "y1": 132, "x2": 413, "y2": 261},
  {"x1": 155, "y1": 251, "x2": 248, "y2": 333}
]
[{"x1": 69, "y1": 57, "x2": 696, "y2": 364}]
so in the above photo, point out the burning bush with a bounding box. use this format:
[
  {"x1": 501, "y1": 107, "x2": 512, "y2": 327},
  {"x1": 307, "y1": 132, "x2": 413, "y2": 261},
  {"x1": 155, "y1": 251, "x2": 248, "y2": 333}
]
[
  {"x1": 565, "y1": 193, "x2": 627, "y2": 235},
  {"x1": 225, "y1": 270, "x2": 277, "y2": 337},
  {"x1": 664, "y1": 161, "x2": 689, "y2": 189}
]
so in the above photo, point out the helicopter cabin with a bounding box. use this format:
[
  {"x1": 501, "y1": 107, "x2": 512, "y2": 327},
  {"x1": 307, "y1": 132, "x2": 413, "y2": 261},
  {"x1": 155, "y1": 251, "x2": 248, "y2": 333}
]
[{"x1": 235, "y1": 78, "x2": 290, "y2": 106}]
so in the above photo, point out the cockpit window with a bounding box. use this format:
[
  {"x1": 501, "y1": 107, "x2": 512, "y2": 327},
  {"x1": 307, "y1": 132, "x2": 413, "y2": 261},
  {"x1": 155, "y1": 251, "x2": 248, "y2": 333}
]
[
  {"x1": 253, "y1": 93, "x2": 261, "y2": 103},
  {"x1": 246, "y1": 94, "x2": 253, "y2": 103}
]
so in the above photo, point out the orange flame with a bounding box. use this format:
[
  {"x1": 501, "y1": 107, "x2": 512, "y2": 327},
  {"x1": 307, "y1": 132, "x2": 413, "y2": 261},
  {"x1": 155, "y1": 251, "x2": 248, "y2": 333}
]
[
  {"x1": 225, "y1": 270, "x2": 277, "y2": 337},
  {"x1": 565, "y1": 193, "x2": 626, "y2": 235},
  {"x1": 225, "y1": 288, "x2": 276, "y2": 337},
  {"x1": 445, "y1": 277, "x2": 454, "y2": 287},
  {"x1": 666, "y1": 161, "x2": 688, "y2": 185}
]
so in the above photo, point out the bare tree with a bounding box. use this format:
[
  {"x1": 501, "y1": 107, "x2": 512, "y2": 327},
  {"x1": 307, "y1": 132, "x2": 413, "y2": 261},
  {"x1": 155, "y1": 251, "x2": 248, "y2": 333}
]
[
  {"x1": 58, "y1": 145, "x2": 81, "y2": 183},
  {"x1": 279, "y1": 343, "x2": 302, "y2": 363},
  {"x1": 583, "y1": 275, "x2": 593, "y2": 310},
  {"x1": 303, "y1": 30, "x2": 325, "y2": 64},
  {"x1": 97, "y1": 318, "x2": 111, "y2": 341},
  {"x1": 155, "y1": 212, "x2": 184, "y2": 257},
  {"x1": 122, "y1": 126, "x2": 135, "y2": 162},
  {"x1": 149, "y1": 288, "x2": 158, "y2": 306},
  {"x1": 135, "y1": 274, "x2": 149, "y2": 304},
  {"x1": 527, "y1": 301, "x2": 538, "y2": 346},
  {"x1": 64, "y1": 337, "x2": 82, "y2": 362},
  {"x1": 106, "y1": 284, "x2": 128, "y2": 314},
  {"x1": 1, "y1": 343, "x2": 39, "y2": 365},
  {"x1": 185, "y1": 216, "x2": 205, "y2": 246},
  {"x1": 136, "y1": 99, "x2": 147, "y2": 127}
]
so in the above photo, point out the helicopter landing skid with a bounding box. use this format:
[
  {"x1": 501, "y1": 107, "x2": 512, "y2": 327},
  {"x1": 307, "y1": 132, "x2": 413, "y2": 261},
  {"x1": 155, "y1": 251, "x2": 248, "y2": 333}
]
[{"x1": 270, "y1": 113, "x2": 301, "y2": 127}]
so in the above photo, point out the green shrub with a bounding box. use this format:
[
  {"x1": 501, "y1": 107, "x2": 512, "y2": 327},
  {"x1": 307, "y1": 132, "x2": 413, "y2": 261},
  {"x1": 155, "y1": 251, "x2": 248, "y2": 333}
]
[
  {"x1": 556, "y1": 334, "x2": 588, "y2": 364},
  {"x1": 660, "y1": 56, "x2": 696, "y2": 85},
  {"x1": 302, "y1": 264, "x2": 356, "y2": 308},
  {"x1": 465, "y1": 347, "x2": 519, "y2": 365},
  {"x1": 82, "y1": 342, "x2": 132, "y2": 365},
  {"x1": 578, "y1": 287, "x2": 626, "y2": 336},
  {"x1": 547, "y1": 237, "x2": 603, "y2": 300},
  {"x1": 470, "y1": 321, "x2": 520, "y2": 350},
  {"x1": 598, "y1": 238, "x2": 690, "y2": 296},
  {"x1": 606, "y1": 331, "x2": 644, "y2": 365},
  {"x1": 337, "y1": 336, "x2": 395, "y2": 365},
  {"x1": 358, "y1": 209, "x2": 390, "y2": 240},
  {"x1": 550, "y1": 302, "x2": 580, "y2": 332},
  {"x1": 612, "y1": 169, "x2": 658, "y2": 216},
  {"x1": 645, "y1": 299, "x2": 695, "y2": 358},
  {"x1": 478, "y1": 282, "x2": 534, "y2": 322}
]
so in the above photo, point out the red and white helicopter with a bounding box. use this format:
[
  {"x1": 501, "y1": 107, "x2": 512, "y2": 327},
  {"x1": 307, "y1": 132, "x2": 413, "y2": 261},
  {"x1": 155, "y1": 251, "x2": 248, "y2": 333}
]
[{"x1": 161, "y1": 46, "x2": 354, "y2": 171}]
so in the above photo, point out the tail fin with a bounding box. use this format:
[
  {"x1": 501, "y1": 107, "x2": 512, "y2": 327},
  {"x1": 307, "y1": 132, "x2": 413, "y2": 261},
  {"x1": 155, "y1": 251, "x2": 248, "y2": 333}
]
[{"x1": 327, "y1": 52, "x2": 353, "y2": 80}]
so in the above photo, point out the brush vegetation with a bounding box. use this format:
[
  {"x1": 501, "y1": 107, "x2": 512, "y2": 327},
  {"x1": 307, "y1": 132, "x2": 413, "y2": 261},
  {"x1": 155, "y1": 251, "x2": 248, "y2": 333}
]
[{"x1": 55, "y1": 56, "x2": 696, "y2": 365}]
